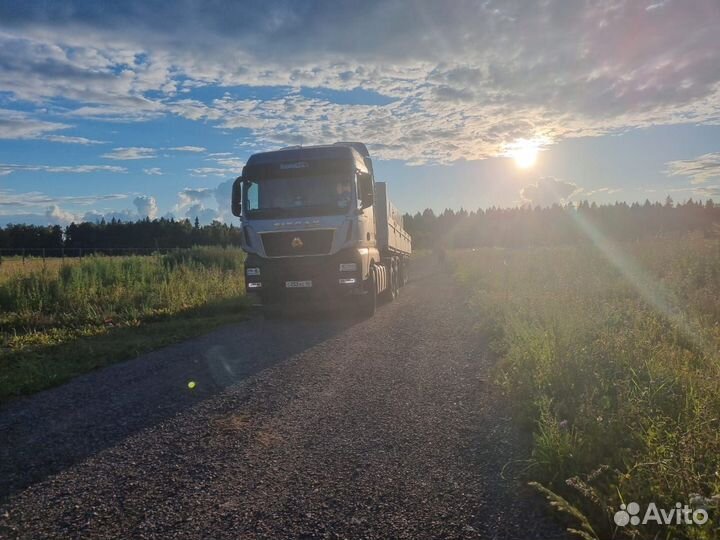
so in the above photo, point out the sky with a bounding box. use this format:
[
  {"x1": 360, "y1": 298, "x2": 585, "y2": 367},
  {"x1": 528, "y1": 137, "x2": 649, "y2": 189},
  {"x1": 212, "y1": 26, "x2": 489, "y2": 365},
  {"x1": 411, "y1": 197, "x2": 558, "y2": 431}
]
[{"x1": 1, "y1": 0, "x2": 719, "y2": 226}]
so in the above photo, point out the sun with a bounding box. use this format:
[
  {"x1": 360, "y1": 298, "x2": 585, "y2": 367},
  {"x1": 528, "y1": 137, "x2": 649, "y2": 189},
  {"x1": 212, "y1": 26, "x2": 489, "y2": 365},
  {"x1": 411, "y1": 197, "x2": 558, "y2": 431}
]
[{"x1": 506, "y1": 139, "x2": 542, "y2": 169}]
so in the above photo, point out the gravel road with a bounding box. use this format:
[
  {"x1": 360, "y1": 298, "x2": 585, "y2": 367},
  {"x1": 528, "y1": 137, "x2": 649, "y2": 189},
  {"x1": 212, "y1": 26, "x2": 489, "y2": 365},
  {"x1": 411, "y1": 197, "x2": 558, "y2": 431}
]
[{"x1": 0, "y1": 263, "x2": 568, "y2": 539}]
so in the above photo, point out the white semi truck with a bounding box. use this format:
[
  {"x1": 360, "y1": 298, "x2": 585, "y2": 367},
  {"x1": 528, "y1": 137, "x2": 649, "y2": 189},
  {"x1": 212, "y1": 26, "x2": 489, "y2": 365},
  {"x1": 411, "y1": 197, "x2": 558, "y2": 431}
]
[{"x1": 231, "y1": 142, "x2": 411, "y2": 316}]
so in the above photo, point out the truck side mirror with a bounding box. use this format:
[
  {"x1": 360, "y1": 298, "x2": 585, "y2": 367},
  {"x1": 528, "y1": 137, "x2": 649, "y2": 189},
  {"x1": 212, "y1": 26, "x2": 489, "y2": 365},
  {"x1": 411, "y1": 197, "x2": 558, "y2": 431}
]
[
  {"x1": 231, "y1": 177, "x2": 242, "y2": 217},
  {"x1": 358, "y1": 172, "x2": 374, "y2": 209}
]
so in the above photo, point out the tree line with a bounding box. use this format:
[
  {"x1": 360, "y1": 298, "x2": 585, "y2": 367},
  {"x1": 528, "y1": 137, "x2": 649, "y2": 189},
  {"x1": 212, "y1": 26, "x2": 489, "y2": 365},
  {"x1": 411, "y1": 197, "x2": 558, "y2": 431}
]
[
  {"x1": 403, "y1": 198, "x2": 720, "y2": 249},
  {"x1": 1, "y1": 199, "x2": 718, "y2": 253},
  {"x1": 0, "y1": 217, "x2": 242, "y2": 254}
]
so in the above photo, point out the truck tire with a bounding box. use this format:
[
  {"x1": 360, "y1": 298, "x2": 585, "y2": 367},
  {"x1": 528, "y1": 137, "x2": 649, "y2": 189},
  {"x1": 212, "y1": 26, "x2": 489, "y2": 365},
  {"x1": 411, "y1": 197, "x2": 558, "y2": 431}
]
[
  {"x1": 401, "y1": 258, "x2": 409, "y2": 286},
  {"x1": 358, "y1": 266, "x2": 377, "y2": 317},
  {"x1": 391, "y1": 259, "x2": 400, "y2": 299},
  {"x1": 382, "y1": 260, "x2": 398, "y2": 302}
]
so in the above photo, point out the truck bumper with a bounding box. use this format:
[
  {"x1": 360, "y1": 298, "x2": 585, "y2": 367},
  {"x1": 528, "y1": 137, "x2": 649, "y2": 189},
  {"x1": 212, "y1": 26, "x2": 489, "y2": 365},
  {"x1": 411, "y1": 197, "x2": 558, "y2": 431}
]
[{"x1": 244, "y1": 250, "x2": 365, "y2": 307}]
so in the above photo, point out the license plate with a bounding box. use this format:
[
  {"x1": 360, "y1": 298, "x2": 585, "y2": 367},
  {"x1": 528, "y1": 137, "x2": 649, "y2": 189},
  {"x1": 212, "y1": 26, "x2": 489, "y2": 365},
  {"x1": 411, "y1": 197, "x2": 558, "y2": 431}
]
[{"x1": 285, "y1": 280, "x2": 313, "y2": 288}]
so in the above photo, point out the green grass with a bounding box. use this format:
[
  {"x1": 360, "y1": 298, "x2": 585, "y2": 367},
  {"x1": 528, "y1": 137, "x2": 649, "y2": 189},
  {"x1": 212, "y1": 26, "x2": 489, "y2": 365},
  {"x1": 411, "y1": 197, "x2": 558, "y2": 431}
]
[
  {"x1": 0, "y1": 247, "x2": 249, "y2": 401},
  {"x1": 454, "y1": 235, "x2": 720, "y2": 539}
]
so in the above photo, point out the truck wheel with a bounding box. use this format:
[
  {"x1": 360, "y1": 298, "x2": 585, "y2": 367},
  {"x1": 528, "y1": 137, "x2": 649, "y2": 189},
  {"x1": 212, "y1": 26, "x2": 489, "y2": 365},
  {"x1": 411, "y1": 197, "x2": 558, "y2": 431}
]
[
  {"x1": 358, "y1": 267, "x2": 377, "y2": 317},
  {"x1": 383, "y1": 261, "x2": 397, "y2": 302},
  {"x1": 391, "y1": 259, "x2": 400, "y2": 299}
]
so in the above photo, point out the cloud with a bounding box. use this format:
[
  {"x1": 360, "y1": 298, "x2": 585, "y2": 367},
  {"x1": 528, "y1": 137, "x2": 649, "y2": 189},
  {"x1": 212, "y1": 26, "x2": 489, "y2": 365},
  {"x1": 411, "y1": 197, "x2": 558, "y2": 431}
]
[
  {"x1": 0, "y1": 108, "x2": 70, "y2": 139},
  {"x1": 45, "y1": 204, "x2": 77, "y2": 225},
  {"x1": 102, "y1": 147, "x2": 157, "y2": 160},
  {"x1": 173, "y1": 179, "x2": 236, "y2": 224},
  {"x1": 646, "y1": 0, "x2": 671, "y2": 11},
  {"x1": 520, "y1": 177, "x2": 580, "y2": 207},
  {"x1": 187, "y1": 154, "x2": 244, "y2": 177},
  {"x1": 189, "y1": 167, "x2": 236, "y2": 177},
  {"x1": 0, "y1": 190, "x2": 129, "y2": 225},
  {"x1": 184, "y1": 203, "x2": 220, "y2": 224},
  {"x1": 178, "y1": 187, "x2": 214, "y2": 207},
  {"x1": 0, "y1": 163, "x2": 126, "y2": 176},
  {"x1": 584, "y1": 187, "x2": 623, "y2": 197},
  {"x1": 213, "y1": 179, "x2": 234, "y2": 219},
  {"x1": 0, "y1": 190, "x2": 128, "y2": 209},
  {"x1": 0, "y1": 1, "x2": 718, "y2": 163},
  {"x1": 82, "y1": 209, "x2": 137, "y2": 223},
  {"x1": 0, "y1": 191, "x2": 167, "y2": 226},
  {"x1": 143, "y1": 167, "x2": 163, "y2": 175},
  {"x1": 664, "y1": 152, "x2": 720, "y2": 184},
  {"x1": 44, "y1": 134, "x2": 106, "y2": 145},
  {"x1": 133, "y1": 195, "x2": 159, "y2": 219},
  {"x1": 169, "y1": 145, "x2": 206, "y2": 153}
]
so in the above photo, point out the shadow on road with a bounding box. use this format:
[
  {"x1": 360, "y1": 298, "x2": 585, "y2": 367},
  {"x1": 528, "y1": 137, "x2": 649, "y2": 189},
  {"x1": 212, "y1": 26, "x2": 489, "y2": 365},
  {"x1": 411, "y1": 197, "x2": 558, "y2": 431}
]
[{"x1": 0, "y1": 309, "x2": 358, "y2": 501}]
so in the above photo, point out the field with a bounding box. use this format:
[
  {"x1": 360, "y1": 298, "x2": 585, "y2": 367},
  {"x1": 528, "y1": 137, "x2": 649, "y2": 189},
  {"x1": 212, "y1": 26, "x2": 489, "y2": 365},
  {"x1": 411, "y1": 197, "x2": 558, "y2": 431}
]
[
  {"x1": 455, "y1": 234, "x2": 720, "y2": 539},
  {"x1": 0, "y1": 247, "x2": 249, "y2": 401}
]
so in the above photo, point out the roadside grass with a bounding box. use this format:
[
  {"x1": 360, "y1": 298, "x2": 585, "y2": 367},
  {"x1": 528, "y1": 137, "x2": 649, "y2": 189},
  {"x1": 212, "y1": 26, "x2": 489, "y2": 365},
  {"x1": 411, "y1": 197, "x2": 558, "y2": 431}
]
[
  {"x1": 0, "y1": 247, "x2": 249, "y2": 401},
  {"x1": 454, "y1": 235, "x2": 720, "y2": 539}
]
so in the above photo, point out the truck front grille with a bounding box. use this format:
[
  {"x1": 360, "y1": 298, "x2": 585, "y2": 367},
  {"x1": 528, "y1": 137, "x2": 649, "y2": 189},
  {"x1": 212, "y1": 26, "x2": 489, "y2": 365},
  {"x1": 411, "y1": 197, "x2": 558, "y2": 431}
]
[{"x1": 261, "y1": 229, "x2": 334, "y2": 257}]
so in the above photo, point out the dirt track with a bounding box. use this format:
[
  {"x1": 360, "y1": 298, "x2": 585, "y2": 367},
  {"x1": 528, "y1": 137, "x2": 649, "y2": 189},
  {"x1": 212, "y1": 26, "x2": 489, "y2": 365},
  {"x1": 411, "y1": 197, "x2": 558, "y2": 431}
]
[{"x1": 0, "y1": 263, "x2": 567, "y2": 539}]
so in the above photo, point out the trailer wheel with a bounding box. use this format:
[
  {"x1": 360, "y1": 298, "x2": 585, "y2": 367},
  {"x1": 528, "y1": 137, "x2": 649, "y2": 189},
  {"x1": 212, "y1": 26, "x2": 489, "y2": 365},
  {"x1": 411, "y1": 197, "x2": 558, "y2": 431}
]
[
  {"x1": 358, "y1": 266, "x2": 377, "y2": 317},
  {"x1": 382, "y1": 259, "x2": 398, "y2": 302},
  {"x1": 391, "y1": 259, "x2": 400, "y2": 299},
  {"x1": 386, "y1": 262, "x2": 396, "y2": 302},
  {"x1": 401, "y1": 258, "x2": 409, "y2": 286}
]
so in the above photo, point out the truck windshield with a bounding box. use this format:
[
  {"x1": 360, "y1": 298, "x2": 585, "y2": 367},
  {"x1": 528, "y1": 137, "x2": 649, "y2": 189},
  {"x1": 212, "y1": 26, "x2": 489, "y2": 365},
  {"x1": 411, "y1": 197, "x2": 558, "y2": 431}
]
[{"x1": 244, "y1": 175, "x2": 355, "y2": 218}]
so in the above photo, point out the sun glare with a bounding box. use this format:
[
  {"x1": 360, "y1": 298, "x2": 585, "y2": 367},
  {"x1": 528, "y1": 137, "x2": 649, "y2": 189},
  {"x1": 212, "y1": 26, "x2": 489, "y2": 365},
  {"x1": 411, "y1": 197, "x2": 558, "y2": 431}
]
[{"x1": 508, "y1": 139, "x2": 540, "y2": 169}]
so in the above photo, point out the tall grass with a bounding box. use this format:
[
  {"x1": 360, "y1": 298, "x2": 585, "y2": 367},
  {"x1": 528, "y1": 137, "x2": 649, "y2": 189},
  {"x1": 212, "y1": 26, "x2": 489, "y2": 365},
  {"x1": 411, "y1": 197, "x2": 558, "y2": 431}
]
[
  {"x1": 455, "y1": 235, "x2": 720, "y2": 539},
  {"x1": 0, "y1": 247, "x2": 247, "y2": 399}
]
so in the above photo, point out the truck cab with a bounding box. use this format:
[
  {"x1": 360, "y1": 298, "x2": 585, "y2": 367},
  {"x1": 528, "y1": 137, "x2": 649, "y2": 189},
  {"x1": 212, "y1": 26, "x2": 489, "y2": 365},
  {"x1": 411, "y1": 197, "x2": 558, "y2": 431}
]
[{"x1": 231, "y1": 142, "x2": 410, "y2": 316}]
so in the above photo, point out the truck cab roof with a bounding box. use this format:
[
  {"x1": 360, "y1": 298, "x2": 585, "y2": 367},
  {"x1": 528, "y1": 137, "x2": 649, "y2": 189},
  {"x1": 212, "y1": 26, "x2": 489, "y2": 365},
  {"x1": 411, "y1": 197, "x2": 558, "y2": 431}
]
[{"x1": 244, "y1": 143, "x2": 371, "y2": 174}]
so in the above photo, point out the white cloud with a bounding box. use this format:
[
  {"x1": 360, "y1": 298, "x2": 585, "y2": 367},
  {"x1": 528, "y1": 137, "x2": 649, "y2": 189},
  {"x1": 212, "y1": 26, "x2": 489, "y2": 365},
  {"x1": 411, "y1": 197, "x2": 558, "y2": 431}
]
[
  {"x1": 520, "y1": 177, "x2": 580, "y2": 207},
  {"x1": 0, "y1": 1, "x2": 717, "y2": 163},
  {"x1": 45, "y1": 204, "x2": 77, "y2": 225},
  {"x1": 143, "y1": 167, "x2": 163, "y2": 175},
  {"x1": 82, "y1": 209, "x2": 137, "y2": 223},
  {"x1": 173, "y1": 179, "x2": 236, "y2": 224},
  {"x1": 0, "y1": 190, "x2": 128, "y2": 209},
  {"x1": 44, "y1": 134, "x2": 106, "y2": 145},
  {"x1": 0, "y1": 108, "x2": 70, "y2": 139},
  {"x1": 664, "y1": 152, "x2": 720, "y2": 184},
  {"x1": 189, "y1": 167, "x2": 236, "y2": 177},
  {"x1": 0, "y1": 163, "x2": 126, "y2": 175},
  {"x1": 133, "y1": 195, "x2": 159, "y2": 219},
  {"x1": 584, "y1": 187, "x2": 623, "y2": 197},
  {"x1": 169, "y1": 145, "x2": 206, "y2": 153},
  {"x1": 102, "y1": 147, "x2": 157, "y2": 160},
  {"x1": 184, "y1": 203, "x2": 220, "y2": 224}
]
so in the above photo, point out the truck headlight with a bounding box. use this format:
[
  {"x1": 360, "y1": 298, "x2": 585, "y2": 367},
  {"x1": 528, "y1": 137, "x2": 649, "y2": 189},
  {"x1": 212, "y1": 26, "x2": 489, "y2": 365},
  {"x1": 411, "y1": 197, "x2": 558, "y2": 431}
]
[
  {"x1": 339, "y1": 263, "x2": 357, "y2": 272},
  {"x1": 246, "y1": 267, "x2": 261, "y2": 276},
  {"x1": 247, "y1": 282, "x2": 262, "y2": 288}
]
